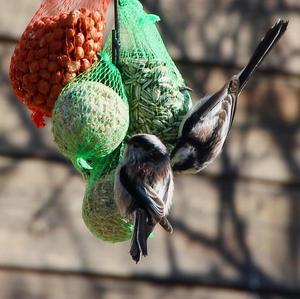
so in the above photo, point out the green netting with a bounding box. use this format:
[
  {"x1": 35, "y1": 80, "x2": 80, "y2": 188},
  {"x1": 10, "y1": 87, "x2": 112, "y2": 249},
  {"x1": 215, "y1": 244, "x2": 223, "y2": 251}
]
[
  {"x1": 104, "y1": 0, "x2": 192, "y2": 147},
  {"x1": 82, "y1": 143, "x2": 133, "y2": 242},
  {"x1": 121, "y1": 59, "x2": 191, "y2": 145},
  {"x1": 106, "y1": 0, "x2": 181, "y2": 78},
  {"x1": 52, "y1": 50, "x2": 133, "y2": 242},
  {"x1": 52, "y1": 52, "x2": 129, "y2": 176}
]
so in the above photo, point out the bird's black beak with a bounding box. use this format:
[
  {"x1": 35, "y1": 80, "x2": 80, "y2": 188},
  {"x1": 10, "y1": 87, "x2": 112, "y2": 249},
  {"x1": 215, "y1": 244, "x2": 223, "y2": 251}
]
[{"x1": 171, "y1": 161, "x2": 182, "y2": 173}]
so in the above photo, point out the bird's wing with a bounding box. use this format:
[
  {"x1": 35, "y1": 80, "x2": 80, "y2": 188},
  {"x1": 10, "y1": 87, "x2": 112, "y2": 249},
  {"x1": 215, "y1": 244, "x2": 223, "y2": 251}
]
[
  {"x1": 225, "y1": 76, "x2": 239, "y2": 132},
  {"x1": 161, "y1": 170, "x2": 174, "y2": 214},
  {"x1": 228, "y1": 93, "x2": 238, "y2": 132},
  {"x1": 180, "y1": 86, "x2": 227, "y2": 137},
  {"x1": 114, "y1": 165, "x2": 132, "y2": 217},
  {"x1": 119, "y1": 166, "x2": 165, "y2": 221}
]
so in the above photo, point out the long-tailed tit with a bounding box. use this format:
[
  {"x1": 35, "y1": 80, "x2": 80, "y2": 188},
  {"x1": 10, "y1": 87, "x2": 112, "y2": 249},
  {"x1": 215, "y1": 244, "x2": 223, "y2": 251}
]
[
  {"x1": 114, "y1": 134, "x2": 174, "y2": 263},
  {"x1": 171, "y1": 19, "x2": 288, "y2": 173}
]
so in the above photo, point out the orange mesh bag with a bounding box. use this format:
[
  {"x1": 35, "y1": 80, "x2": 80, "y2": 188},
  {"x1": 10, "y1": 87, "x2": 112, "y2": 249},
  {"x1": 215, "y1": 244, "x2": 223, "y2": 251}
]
[{"x1": 10, "y1": 0, "x2": 110, "y2": 127}]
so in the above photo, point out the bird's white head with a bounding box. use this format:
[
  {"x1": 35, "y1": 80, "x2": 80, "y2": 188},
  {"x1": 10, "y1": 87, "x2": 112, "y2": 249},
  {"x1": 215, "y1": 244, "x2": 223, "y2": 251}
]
[
  {"x1": 125, "y1": 134, "x2": 168, "y2": 164},
  {"x1": 171, "y1": 139, "x2": 198, "y2": 174}
]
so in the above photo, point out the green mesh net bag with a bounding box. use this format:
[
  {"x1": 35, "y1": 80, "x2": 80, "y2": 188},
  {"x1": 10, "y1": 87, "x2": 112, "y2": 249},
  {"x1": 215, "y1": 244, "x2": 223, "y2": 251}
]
[
  {"x1": 104, "y1": 0, "x2": 192, "y2": 147},
  {"x1": 82, "y1": 143, "x2": 132, "y2": 242},
  {"x1": 52, "y1": 52, "x2": 129, "y2": 177},
  {"x1": 52, "y1": 47, "x2": 133, "y2": 242}
]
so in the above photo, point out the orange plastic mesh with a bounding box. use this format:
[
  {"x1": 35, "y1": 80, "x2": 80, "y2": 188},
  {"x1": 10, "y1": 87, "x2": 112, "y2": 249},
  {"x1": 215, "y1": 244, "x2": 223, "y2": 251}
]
[{"x1": 10, "y1": 0, "x2": 110, "y2": 127}]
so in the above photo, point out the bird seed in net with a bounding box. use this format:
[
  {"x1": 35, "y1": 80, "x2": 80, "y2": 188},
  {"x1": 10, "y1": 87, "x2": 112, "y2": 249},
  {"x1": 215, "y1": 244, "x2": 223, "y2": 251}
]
[{"x1": 104, "y1": 0, "x2": 192, "y2": 148}]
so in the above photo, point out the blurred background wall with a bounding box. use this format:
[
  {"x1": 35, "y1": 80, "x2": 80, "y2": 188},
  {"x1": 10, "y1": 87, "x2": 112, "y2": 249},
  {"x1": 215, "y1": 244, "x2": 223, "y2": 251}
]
[{"x1": 0, "y1": 0, "x2": 300, "y2": 298}]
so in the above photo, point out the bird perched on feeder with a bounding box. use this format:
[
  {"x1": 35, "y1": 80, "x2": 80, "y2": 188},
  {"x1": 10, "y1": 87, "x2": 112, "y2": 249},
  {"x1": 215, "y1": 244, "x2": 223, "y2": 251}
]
[
  {"x1": 171, "y1": 19, "x2": 288, "y2": 173},
  {"x1": 114, "y1": 134, "x2": 174, "y2": 263}
]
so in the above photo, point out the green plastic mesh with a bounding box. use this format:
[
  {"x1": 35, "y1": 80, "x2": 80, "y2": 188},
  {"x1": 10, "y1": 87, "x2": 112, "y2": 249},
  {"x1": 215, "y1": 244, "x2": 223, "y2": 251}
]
[
  {"x1": 52, "y1": 52, "x2": 129, "y2": 176},
  {"x1": 104, "y1": 0, "x2": 192, "y2": 147},
  {"x1": 52, "y1": 50, "x2": 133, "y2": 242},
  {"x1": 82, "y1": 143, "x2": 133, "y2": 242}
]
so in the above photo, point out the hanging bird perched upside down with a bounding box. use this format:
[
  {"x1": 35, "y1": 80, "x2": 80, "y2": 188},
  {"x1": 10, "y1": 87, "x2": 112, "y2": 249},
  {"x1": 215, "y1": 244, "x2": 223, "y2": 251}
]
[
  {"x1": 114, "y1": 134, "x2": 174, "y2": 263},
  {"x1": 171, "y1": 19, "x2": 288, "y2": 173}
]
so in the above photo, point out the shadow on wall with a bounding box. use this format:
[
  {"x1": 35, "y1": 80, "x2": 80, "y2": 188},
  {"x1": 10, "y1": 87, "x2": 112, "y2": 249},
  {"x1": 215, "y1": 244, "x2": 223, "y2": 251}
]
[
  {"x1": 143, "y1": 0, "x2": 298, "y2": 69},
  {"x1": 0, "y1": 0, "x2": 300, "y2": 297},
  {"x1": 142, "y1": 0, "x2": 300, "y2": 293}
]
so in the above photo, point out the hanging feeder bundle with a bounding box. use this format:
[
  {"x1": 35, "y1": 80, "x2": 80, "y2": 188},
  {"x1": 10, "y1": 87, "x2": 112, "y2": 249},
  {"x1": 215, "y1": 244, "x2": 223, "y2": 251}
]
[
  {"x1": 53, "y1": 0, "x2": 192, "y2": 244},
  {"x1": 77, "y1": 0, "x2": 193, "y2": 243}
]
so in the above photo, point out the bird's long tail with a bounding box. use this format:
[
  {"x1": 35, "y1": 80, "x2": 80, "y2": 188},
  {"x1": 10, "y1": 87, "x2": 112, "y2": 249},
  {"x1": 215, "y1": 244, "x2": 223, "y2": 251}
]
[
  {"x1": 238, "y1": 19, "x2": 288, "y2": 93},
  {"x1": 130, "y1": 209, "x2": 150, "y2": 263},
  {"x1": 159, "y1": 217, "x2": 173, "y2": 233}
]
